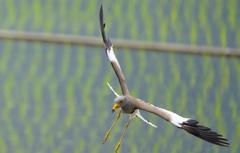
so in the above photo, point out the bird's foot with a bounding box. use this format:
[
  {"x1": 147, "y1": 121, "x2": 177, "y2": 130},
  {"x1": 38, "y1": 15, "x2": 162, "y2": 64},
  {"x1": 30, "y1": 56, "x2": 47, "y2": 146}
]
[
  {"x1": 114, "y1": 142, "x2": 121, "y2": 153},
  {"x1": 102, "y1": 131, "x2": 110, "y2": 144}
]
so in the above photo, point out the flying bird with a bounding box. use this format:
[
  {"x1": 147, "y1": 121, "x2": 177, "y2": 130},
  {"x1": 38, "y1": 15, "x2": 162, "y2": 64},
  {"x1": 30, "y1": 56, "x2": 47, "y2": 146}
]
[{"x1": 99, "y1": 5, "x2": 229, "y2": 153}]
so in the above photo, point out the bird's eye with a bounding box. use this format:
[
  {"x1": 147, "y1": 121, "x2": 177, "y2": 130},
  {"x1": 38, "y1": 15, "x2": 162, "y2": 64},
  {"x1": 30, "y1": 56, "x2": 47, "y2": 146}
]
[{"x1": 119, "y1": 101, "x2": 123, "y2": 104}]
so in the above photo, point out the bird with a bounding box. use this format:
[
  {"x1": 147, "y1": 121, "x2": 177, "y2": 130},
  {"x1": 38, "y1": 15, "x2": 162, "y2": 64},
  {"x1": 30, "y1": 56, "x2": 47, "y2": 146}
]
[{"x1": 99, "y1": 5, "x2": 229, "y2": 153}]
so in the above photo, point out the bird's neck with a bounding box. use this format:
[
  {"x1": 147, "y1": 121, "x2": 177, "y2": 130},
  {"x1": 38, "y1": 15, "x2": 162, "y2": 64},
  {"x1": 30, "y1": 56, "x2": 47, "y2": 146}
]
[{"x1": 121, "y1": 101, "x2": 136, "y2": 114}]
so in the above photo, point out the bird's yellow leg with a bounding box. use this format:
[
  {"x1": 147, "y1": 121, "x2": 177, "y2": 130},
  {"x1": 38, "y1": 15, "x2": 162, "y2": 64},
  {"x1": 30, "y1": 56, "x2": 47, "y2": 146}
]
[
  {"x1": 102, "y1": 110, "x2": 121, "y2": 144},
  {"x1": 114, "y1": 119, "x2": 131, "y2": 153}
]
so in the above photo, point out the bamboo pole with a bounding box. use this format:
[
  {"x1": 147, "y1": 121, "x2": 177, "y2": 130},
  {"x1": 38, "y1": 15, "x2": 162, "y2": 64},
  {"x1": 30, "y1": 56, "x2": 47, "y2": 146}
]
[{"x1": 0, "y1": 29, "x2": 239, "y2": 56}]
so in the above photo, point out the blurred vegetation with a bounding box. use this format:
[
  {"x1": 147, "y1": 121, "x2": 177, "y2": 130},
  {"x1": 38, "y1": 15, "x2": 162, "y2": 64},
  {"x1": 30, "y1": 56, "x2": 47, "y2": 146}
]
[{"x1": 0, "y1": 0, "x2": 239, "y2": 153}]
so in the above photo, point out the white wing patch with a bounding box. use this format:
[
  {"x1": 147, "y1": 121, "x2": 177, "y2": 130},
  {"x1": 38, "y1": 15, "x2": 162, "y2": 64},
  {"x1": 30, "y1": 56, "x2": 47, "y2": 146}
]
[
  {"x1": 150, "y1": 104, "x2": 189, "y2": 128},
  {"x1": 130, "y1": 109, "x2": 157, "y2": 128},
  {"x1": 107, "y1": 82, "x2": 119, "y2": 97},
  {"x1": 106, "y1": 47, "x2": 122, "y2": 71}
]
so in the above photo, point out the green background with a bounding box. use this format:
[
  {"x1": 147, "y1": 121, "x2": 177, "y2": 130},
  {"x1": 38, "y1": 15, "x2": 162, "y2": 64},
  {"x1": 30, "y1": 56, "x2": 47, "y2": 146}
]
[{"x1": 0, "y1": 0, "x2": 239, "y2": 153}]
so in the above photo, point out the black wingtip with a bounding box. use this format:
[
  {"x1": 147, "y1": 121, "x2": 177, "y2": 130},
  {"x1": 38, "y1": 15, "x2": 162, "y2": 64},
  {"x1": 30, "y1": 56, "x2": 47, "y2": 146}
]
[
  {"x1": 99, "y1": 5, "x2": 112, "y2": 50},
  {"x1": 181, "y1": 119, "x2": 230, "y2": 147}
]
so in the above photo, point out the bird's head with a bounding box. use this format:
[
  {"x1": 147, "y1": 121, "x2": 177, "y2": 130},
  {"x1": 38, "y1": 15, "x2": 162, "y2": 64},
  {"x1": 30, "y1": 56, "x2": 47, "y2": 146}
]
[{"x1": 112, "y1": 96, "x2": 128, "y2": 112}]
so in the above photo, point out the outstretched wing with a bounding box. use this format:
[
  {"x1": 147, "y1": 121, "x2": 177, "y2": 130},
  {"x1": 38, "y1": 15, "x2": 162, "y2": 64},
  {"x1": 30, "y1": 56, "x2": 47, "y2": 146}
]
[
  {"x1": 99, "y1": 5, "x2": 129, "y2": 95},
  {"x1": 133, "y1": 99, "x2": 229, "y2": 147}
]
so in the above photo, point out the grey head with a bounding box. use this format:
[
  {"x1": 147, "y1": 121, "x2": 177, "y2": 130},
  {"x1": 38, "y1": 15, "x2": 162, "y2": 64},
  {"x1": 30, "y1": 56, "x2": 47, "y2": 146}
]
[{"x1": 112, "y1": 96, "x2": 135, "y2": 114}]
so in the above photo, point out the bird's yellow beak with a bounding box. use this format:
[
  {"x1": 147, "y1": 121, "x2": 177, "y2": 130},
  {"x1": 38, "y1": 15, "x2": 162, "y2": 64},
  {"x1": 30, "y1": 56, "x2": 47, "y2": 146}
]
[{"x1": 112, "y1": 103, "x2": 120, "y2": 112}]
